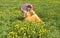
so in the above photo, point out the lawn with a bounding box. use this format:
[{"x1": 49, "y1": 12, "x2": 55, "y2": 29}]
[{"x1": 0, "y1": 0, "x2": 60, "y2": 38}]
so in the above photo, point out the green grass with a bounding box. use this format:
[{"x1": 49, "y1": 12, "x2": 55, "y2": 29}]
[{"x1": 0, "y1": 0, "x2": 60, "y2": 38}]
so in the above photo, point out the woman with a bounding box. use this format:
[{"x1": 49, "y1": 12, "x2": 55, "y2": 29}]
[{"x1": 23, "y1": 5, "x2": 43, "y2": 23}]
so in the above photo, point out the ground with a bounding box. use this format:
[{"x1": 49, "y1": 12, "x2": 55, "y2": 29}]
[{"x1": 0, "y1": 0, "x2": 60, "y2": 38}]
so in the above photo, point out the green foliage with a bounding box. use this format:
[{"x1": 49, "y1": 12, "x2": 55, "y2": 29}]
[
  {"x1": 0, "y1": 0, "x2": 60, "y2": 38},
  {"x1": 7, "y1": 22, "x2": 51, "y2": 38}
]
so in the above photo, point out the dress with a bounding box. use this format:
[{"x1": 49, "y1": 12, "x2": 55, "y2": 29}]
[{"x1": 24, "y1": 11, "x2": 43, "y2": 22}]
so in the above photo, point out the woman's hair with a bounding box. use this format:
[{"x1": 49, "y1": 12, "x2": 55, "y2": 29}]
[{"x1": 26, "y1": 5, "x2": 32, "y2": 9}]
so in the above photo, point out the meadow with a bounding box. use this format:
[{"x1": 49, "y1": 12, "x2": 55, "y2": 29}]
[{"x1": 0, "y1": 0, "x2": 60, "y2": 38}]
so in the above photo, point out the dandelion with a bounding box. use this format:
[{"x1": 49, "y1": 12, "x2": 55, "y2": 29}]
[
  {"x1": 24, "y1": 33, "x2": 26, "y2": 36},
  {"x1": 41, "y1": 29, "x2": 46, "y2": 33},
  {"x1": 39, "y1": 29, "x2": 47, "y2": 33},
  {"x1": 39, "y1": 30, "x2": 42, "y2": 33},
  {"x1": 8, "y1": 31, "x2": 15, "y2": 35},
  {"x1": 20, "y1": 27, "x2": 26, "y2": 31},
  {"x1": 15, "y1": 24, "x2": 19, "y2": 28},
  {"x1": 44, "y1": 29, "x2": 47, "y2": 32}
]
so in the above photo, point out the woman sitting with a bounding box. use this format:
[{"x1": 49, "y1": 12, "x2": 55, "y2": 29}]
[{"x1": 23, "y1": 5, "x2": 43, "y2": 23}]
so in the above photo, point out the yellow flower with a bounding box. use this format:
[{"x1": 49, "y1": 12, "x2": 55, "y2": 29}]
[
  {"x1": 39, "y1": 30, "x2": 42, "y2": 33},
  {"x1": 41, "y1": 29, "x2": 46, "y2": 33},
  {"x1": 44, "y1": 29, "x2": 47, "y2": 32},
  {"x1": 42, "y1": 30, "x2": 45, "y2": 32},
  {"x1": 15, "y1": 24, "x2": 19, "y2": 28},
  {"x1": 39, "y1": 29, "x2": 46, "y2": 33},
  {"x1": 8, "y1": 31, "x2": 15, "y2": 35},
  {"x1": 24, "y1": 33, "x2": 26, "y2": 36},
  {"x1": 20, "y1": 27, "x2": 26, "y2": 31}
]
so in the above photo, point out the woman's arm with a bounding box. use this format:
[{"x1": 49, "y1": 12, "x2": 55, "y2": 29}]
[
  {"x1": 31, "y1": 10, "x2": 35, "y2": 15},
  {"x1": 23, "y1": 10, "x2": 27, "y2": 18}
]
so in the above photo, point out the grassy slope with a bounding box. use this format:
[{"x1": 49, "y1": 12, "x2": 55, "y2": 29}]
[{"x1": 0, "y1": 0, "x2": 60, "y2": 38}]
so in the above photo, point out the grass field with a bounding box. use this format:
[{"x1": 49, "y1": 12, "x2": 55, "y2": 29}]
[{"x1": 0, "y1": 0, "x2": 60, "y2": 38}]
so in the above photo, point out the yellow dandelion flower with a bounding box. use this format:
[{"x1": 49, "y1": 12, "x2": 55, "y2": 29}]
[
  {"x1": 15, "y1": 24, "x2": 19, "y2": 28},
  {"x1": 24, "y1": 33, "x2": 26, "y2": 36},
  {"x1": 20, "y1": 27, "x2": 26, "y2": 31},
  {"x1": 39, "y1": 30, "x2": 42, "y2": 33},
  {"x1": 44, "y1": 29, "x2": 47, "y2": 32},
  {"x1": 39, "y1": 30, "x2": 44, "y2": 33},
  {"x1": 8, "y1": 31, "x2": 15, "y2": 35}
]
